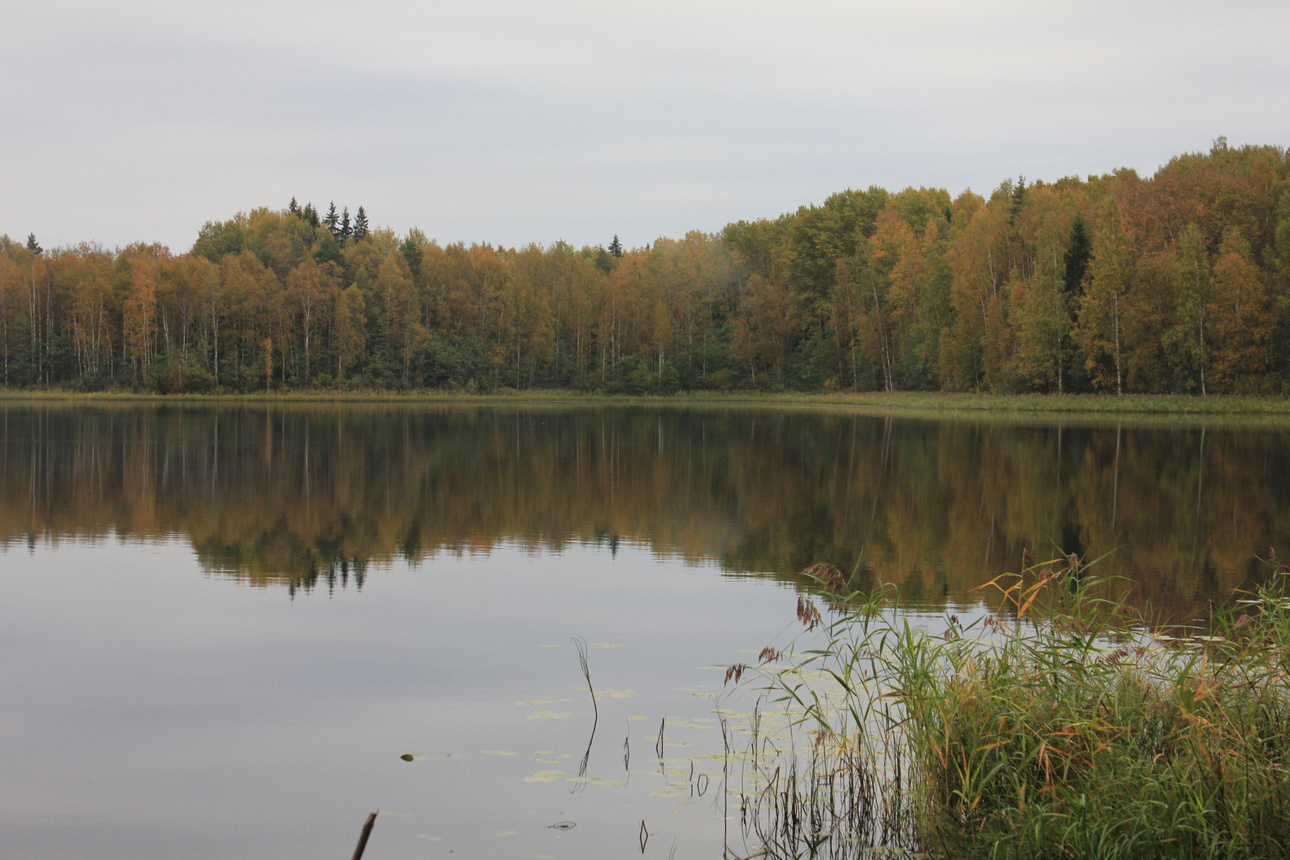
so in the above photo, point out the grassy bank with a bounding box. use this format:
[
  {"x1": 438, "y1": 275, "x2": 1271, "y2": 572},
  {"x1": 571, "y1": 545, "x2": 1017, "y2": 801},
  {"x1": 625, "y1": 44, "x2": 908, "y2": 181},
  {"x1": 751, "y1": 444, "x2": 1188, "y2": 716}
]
[
  {"x1": 742, "y1": 559, "x2": 1290, "y2": 859},
  {"x1": 2, "y1": 388, "x2": 1290, "y2": 417}
]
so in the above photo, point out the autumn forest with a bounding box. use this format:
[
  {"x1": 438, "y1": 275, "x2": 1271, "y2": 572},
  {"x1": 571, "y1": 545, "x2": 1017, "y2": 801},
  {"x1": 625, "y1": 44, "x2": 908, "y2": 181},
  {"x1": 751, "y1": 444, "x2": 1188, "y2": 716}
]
[{"x1": 4, "y1": 140, "x2": 1289, "y2": 395}]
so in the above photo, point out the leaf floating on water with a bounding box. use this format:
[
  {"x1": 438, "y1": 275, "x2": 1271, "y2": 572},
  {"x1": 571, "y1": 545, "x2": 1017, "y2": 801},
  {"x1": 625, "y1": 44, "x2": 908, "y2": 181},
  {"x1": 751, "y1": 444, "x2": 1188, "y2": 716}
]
[
  {"x1": 564, "y1": 776, "x2": 627, "y2": 787},
  {"x1": 524, "y1": 770, "x2": 569, "y2": 783},
  {"x1": 495, "y1": 830, "x2": 520, "y2": 838},
  {"x1": 598, "y1": 689, "x2": 636, "y2": 699},
  {"x1": 548, "y1": 820, "x2": 577, "y2": 830},
  {"x1": 590, "y1": 642, "x2": 622, "y2": 649},
  {"x1": 628, "y1": 714, "x2": 653, "y2": 721},
  {"x1": 482, "y1": 750, "x2": 522, "y2": 757},
  {"x1": 650, "y1": 788, "x2": 687, "y2": 798},
  {"x1": 526, "y1": 710, "x2": 573, "y2": 720},
  {"x1": 515, "y1": 698, "x2": 570, "y2": 707},
  {"x1": 400, "y1": 753, "x2": 416, "y2": 762},
  {"x1": 669, "y1": 719, "x2": 715, "y2": 730}
]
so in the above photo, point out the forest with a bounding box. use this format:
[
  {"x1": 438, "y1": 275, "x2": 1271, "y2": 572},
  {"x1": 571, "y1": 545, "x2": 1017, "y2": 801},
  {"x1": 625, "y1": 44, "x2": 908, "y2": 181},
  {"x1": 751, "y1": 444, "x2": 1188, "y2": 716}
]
[{"x1": 3, "y1": 139, "x2": 1288, "y2": 395}]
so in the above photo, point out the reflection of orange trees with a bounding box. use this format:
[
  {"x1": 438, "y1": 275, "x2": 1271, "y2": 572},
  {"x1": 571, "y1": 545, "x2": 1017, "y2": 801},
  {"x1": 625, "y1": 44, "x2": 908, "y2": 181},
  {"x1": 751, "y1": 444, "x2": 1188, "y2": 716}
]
[{"x1": 1, "y1": 406, "x2": 1287, "y2": 615}]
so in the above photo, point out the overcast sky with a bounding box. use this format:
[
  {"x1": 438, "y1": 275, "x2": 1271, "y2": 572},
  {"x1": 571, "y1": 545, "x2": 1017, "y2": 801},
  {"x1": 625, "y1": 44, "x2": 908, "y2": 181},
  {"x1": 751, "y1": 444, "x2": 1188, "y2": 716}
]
[{"x1": 3, "y1": 0, "x2": 1287, "y2": 254}]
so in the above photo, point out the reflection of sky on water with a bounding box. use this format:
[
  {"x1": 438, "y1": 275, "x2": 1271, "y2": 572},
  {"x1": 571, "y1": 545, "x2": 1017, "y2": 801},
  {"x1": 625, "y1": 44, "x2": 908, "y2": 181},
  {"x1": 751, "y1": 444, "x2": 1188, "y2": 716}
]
[{"x1": 1, "y1": 538, "x2": 872, "y2": 859}]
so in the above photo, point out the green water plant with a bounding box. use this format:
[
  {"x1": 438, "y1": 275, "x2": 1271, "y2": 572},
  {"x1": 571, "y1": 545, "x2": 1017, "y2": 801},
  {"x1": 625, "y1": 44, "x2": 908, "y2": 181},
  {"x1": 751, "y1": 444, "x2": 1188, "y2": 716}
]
[{"x1": 740, "y1": 554, "x2": 1290, "y2": 859}]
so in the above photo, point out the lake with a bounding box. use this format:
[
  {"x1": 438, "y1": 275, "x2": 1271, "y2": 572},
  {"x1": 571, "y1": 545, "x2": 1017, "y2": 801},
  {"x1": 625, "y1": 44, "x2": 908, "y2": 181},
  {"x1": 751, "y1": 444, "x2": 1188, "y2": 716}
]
[{"x1": 2, "y1": 403, "x2": 1287, "y2": 859}]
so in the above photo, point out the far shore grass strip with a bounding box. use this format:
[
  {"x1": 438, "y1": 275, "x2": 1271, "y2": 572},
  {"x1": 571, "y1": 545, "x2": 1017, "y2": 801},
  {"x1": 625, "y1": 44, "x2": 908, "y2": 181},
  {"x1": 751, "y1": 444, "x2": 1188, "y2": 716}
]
[{"x1": 2, "y1": 388, "x2": 1290, "y2": 417}]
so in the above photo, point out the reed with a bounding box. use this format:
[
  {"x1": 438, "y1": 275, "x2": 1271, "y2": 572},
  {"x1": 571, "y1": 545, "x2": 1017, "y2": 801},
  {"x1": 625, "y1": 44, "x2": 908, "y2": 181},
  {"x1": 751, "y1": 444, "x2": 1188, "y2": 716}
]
[{"x1": 739, "y1": 555, "x2": 1290, "y2": 859}]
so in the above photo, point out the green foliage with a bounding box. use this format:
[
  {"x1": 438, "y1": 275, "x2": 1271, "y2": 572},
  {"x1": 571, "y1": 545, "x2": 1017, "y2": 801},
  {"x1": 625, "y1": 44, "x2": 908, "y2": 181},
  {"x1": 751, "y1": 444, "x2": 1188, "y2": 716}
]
[
  {"x1": 749, "y1": 559, "x2": 1290, "y2": 859},
  {"x1": 1063, "y1": 216, "x2": 1092, "y2": 296},
  {"x1": 4, "y1": 144, "x2": 1289, "y2": 395}
]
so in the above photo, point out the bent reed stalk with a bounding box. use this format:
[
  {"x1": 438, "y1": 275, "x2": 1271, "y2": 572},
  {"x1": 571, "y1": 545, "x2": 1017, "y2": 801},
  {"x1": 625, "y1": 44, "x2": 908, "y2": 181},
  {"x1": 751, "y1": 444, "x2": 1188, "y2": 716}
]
[{"x1": 736, "y1": 555, "x2": 1290, "y2": 859}]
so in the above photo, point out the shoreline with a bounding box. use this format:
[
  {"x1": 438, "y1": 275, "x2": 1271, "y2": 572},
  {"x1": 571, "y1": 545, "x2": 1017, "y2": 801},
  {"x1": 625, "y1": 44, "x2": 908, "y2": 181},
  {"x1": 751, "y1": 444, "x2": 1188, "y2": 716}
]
[{"x1": 2, "y1": 388, "x2": 1290, "y2": 417}]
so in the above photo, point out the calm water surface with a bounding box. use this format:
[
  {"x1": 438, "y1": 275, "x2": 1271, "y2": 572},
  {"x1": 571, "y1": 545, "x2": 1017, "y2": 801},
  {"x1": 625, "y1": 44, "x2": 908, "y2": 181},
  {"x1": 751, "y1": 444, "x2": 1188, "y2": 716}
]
[{"x1": 2, "y1": 404, "x2": 1289, "y2": 859}]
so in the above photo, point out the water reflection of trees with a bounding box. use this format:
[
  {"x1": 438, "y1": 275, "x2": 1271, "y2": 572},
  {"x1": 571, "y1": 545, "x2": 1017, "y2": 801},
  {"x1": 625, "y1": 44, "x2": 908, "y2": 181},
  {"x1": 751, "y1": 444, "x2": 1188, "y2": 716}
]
[{"x1": 2, "y1": 405, "x2": 1286, "y2": 615}]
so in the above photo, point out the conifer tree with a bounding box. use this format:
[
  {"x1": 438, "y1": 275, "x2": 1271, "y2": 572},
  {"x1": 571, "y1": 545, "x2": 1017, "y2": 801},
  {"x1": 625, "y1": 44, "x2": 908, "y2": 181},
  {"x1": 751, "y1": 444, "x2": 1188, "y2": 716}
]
[
  {"x1": 609, "y1": 235, "x2": 623, "y2": 257},
  {"x1": 1009, "y1": 176, "x2": 1027, "y2": 224},
  {"x1": 325, "y1": 202, "x2": 340, "y2": 237},
  {"x1": 354, "y1": 206, "x2": 369, "y2": 241},
  {"x1": 340, "y1": 207, "x2": 352, "y2": 243},
  {"x1": 288, "y1": 197, "x2": 300, "y2": 217},
  {"x1": 1063, "y1": 217, "x2": 1091, "y2": 295},
  {"x1": 25, "y1": 233, "x2": 42, "y2": 256}
]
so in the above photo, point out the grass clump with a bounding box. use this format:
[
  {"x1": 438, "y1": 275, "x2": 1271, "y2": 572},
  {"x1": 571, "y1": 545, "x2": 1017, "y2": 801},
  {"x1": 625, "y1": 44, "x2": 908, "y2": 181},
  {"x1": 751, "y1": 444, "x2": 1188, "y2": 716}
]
[{"x1": 745, "y1": 556, "x2": 1290, "y2": 859}]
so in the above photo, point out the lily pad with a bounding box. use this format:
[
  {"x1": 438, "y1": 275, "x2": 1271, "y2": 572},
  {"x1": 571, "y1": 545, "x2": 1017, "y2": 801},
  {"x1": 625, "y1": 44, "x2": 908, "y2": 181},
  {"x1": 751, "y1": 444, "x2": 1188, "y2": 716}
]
[
  {"x1": 564, "y1": 776, "x2": 627, "y2": 787},
  {"x1": 524, "y1": 770, "x2": 569, "y2": 783}
]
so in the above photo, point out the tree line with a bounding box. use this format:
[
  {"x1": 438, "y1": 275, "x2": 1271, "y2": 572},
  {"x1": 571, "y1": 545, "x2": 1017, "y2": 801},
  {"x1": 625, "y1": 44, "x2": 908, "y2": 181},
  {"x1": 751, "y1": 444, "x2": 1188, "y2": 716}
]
[{"x1": 3, "y1": 139, "x2": 1288, "y2": 394}]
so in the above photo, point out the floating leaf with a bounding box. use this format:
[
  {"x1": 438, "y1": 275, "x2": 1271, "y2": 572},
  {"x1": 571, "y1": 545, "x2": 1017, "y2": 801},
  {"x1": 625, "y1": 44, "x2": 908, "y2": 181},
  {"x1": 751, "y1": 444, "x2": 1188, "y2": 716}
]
[
  {"x1": 482, "y1": 750, "x2": 521, "y2": 757},
  {"x1": 564, "y1": 776, "x2": 627, "y2": 787},
  {"x1": 400, "y1": 753, "x2": 416, "y2": 762},
  {"x1": 526, "y1": 710, "x2": 573, "y2": 720},
  {"x1": 515, "y1": 699, "x2": 570, "y2": 707},
  {"x1": 524, "y1": 770, "x2": 569, "y2": 783},
  {"x1": 669, "y1": 719, "x2": 715, "y2": 730},
  {"x1": 590, "y1": 642, "x2": 622, "y2": 649},
  {"x1": 547, "y1": 821, "x2": 576, "y2": 831},
  {"x1": 650, "y1": 788, "x2": 686, "y2": 798},
  {"x1": 495, "y1": 830, "x2": 520, "y2": 838},
  {"x1": 598, "y1": 689, "x2": 636, "y2": 699}
]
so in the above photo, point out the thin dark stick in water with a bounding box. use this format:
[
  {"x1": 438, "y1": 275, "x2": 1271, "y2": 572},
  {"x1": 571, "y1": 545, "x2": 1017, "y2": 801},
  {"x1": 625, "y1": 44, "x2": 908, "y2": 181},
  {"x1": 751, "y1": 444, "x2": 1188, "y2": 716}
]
[
  {"x1": 572, "y1": 638, "x2": 598, "y2": 792},
  {"x1": 351, "y1": 812, "x2": 378, "y2": 860}
]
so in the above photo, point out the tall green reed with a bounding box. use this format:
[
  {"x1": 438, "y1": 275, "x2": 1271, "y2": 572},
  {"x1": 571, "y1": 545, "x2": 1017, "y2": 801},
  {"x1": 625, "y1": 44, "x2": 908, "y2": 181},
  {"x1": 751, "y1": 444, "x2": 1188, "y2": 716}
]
[{"x1": 737, "y1": 556, "x2": 1290, "y2": 859}]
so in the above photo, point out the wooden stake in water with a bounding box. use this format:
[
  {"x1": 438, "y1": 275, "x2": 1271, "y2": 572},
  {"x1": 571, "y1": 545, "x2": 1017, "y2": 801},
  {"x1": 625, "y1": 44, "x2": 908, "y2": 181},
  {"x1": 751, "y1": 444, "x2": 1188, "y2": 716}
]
[{"x1": 351, "y1": 812, "x2": 378, "y2": 860}]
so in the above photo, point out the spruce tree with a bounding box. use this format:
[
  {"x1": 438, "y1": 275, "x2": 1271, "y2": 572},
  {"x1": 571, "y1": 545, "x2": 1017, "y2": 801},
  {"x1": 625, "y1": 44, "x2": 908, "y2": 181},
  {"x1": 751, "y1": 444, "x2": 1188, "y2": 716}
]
[
  {"x1": 325, "y1": 202, "x2": 340, "y2": 237},
  {"x1": 25, "y1": 233, "x2": 42, "y2": 256},
  {"x1": 1063, "y1": 217, "x2": 1092, "y2": 295},
  {"x1": 288, "y1": 197, "x2": 300, "y2": 217},
  {"x1": 1009, "y1": 175, "x2": 1027, "y2": 224},
  {"x1": 354, "y1": 206, "x2": 369, "y2": 241},
  {"x1": 340, "y1": 207, "x2": 352, "y2": 243},
  {"x1": 302, "y1": 202, "x2": 320, "y2": 227},
  {"x1": 608, "y1": 235, "x2": 623, "y2": 257}
]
